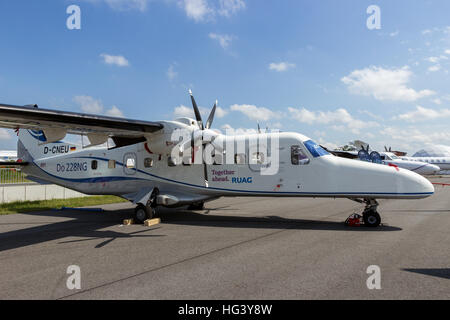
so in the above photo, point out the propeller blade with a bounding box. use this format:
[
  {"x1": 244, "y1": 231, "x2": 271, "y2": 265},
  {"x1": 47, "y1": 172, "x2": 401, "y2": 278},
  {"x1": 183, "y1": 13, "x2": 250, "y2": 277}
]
[
  {"x1": 189, "y1": 89, "x2": 204, "y2": 129},
  {"x1": 257, "y1": 123, "x2": 261, "y2": 134},
  {"x1": 384, "y1": 146, "x2": 388, "y2": 152},
  {"x1": 205, "y1": 100, "x2": 217, "y2": 129}
]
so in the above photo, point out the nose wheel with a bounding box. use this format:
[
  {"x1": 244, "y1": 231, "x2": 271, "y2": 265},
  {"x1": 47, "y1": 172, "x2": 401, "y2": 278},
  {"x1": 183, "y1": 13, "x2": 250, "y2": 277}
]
[
  {"x1": 362, "y1": 199, "x2": 381, "y2": 227},
  {"x1": 362, "y1": 208, "x2": 381, "y2": 227},
  {"x1": 349, "y1": 198, "x2": 382, "y2": 227}
]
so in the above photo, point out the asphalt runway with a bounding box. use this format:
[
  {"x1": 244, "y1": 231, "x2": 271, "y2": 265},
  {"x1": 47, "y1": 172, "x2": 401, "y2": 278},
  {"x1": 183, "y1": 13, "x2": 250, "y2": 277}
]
[{"x1": 0, "y1": 176, "x2": 449, "y2": 300}]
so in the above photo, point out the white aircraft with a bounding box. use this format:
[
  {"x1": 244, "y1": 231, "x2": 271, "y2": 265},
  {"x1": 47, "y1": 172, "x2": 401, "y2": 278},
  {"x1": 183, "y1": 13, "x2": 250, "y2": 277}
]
[
  {"x1": 377, "y1": 152, "x2": 440, "y2": 175},
  {"x1": 330, "y1": 144, "x2": 440, "y2": 175},
  {"x1": 0, "y1": 92, "x2": 434, "y2": 227},
  {"x1": 399, "y1": 156, "x2": 450, "y2": 172}
]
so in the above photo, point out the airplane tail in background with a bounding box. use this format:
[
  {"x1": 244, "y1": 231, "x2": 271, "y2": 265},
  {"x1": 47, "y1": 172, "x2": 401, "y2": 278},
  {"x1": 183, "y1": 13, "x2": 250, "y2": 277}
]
[{"x1": 17, "y1": 129, "x2": 76, "y2": 161}]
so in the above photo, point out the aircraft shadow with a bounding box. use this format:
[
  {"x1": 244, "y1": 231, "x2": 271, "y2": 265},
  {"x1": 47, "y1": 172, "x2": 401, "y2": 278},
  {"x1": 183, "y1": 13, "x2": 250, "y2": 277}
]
[
  {"x1": 402, "y1": 268, "x2": 450, "y2": 280},
  {"x1": 0, "y1": 208, "x2": 163, "y2": 252},
  {"x1": 159, "y1": 208, "x2": 402, "y2": 232},
  {"x1": 0, "y1": 205, "x2": 402, "y2": 252}
]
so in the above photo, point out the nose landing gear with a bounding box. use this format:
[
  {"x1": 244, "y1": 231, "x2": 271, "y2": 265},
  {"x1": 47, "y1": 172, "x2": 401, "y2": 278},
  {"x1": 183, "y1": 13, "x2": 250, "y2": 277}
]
[{"x1": 347, "y1": 198, "x2": 381, "y2": 227}]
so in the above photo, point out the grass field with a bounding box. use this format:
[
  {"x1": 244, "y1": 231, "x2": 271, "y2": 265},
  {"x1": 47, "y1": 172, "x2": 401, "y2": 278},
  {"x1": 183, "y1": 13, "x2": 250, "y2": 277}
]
[{"x1": 0, "y1": 195, "x2": 128, "y2": 215}]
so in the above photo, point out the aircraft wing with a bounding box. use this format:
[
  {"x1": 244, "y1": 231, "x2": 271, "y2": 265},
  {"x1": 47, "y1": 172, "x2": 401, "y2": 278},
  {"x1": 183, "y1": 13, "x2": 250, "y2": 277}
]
[{"x1": 0, "y1": 103, "x2": 164, "y2": 139}]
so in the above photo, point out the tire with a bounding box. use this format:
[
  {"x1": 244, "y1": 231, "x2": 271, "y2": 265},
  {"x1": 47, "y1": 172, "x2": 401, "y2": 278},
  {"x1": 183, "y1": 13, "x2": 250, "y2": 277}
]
[
  {"x1": 363, "y1": 210, "x2": 381, "y2": 228},
  {"x1": 134, "y1": 204, "x2": 155, "y2": 224}
]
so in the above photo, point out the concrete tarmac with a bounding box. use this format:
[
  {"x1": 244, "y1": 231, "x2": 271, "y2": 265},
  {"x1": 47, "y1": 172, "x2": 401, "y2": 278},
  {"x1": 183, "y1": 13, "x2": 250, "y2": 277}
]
[{"x1": 0, "y1": 177, "x2": 449, "y2": 299}]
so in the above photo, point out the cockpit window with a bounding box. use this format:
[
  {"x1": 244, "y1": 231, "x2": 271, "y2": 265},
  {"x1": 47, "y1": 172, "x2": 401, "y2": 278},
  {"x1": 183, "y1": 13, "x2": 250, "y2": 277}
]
[
  {"x1": 303, "y1": 140, "x2": 330, "y2": 158},
  {"x1": 291, "y1": 146, "x2": 310, "y2": 165}
]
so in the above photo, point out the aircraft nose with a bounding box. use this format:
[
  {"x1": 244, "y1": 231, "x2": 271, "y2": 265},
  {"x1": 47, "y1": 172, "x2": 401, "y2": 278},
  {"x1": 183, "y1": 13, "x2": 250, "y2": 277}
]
[
  {"x1": 426, "y1": 164, "x2": 441, "y2": 175},
  {"x1": 401, "y1": 169, "x2": 434, "y2": 197}
]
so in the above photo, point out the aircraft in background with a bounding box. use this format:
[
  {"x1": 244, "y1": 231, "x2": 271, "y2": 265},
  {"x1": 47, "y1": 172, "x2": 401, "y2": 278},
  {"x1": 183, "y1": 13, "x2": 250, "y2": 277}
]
[
  {"x1": 399, "y1": 155, "x2": 450, "y2": 172},
  {"x1": 329, "y1": 142, "x2": 440, "y2": 175},
  {"x1": 0, "y1": 150, "x2": 17, "y2": 161},
  {"x1": 0, "y1": 92, "x2": 434, "y2": 227}
]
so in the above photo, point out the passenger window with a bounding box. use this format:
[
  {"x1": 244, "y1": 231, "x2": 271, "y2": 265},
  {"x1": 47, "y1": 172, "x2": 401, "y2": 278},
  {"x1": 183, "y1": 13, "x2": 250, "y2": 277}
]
[
  {"x1": 108, "y1": 160, "x2": 116, "y2": 169},
  {"x1": 251, "y1": 152, "x2": 264, "y2": 164},
  {"x1": 91, "y1": 160, "x2": 98, "y2": 170},
  {"x1": 144, "y1": 158, "x2": 153, "y2": 168},
  {"x1": 234, "y1": 154, "x2": 246, "y2": 165},
  {"x1": 126, "y1": 158, "x2": 136, "y2": 168},
  {"x1": 291, "y1": 146, "x2": 310, "y2": 165}
]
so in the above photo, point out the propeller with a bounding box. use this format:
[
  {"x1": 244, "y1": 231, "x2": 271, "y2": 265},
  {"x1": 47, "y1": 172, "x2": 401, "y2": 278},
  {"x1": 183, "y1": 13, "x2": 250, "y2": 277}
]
[
  {"x1": 188, "y1": 90, "x2": 219, "y2": 187},
  {"x1": 257, "y1": 123, "x2": 261, "y2": 134}
]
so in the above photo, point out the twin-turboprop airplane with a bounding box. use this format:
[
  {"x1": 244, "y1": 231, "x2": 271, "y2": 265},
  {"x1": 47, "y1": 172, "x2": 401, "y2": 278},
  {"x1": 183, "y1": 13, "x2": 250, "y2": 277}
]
[{"x1": 0, "y1": 91, "x2": 434, "y2": 227}]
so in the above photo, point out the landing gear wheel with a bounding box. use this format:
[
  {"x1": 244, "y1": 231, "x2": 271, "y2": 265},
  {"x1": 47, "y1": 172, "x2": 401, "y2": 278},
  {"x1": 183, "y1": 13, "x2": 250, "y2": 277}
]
[
  {"x1": 134, "y1": 204, "x2": 155, "y2": 224},
  {"x1": 187, "y1": 202, "x2": 205, "y2": 210},
  {"x1": 363, "y1": 210, "x2": 381, "y2": 228}
]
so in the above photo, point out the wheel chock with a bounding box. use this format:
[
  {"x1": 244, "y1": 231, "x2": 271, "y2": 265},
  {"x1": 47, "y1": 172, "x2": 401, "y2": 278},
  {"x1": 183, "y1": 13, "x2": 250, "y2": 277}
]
[
  {"x1": 144, "y1": 218, "x2": 161, "y2": 227},
  {"x1": 123, "y1": 218, "x2": 134, "y2": 225},
  {"x1": 345, "y1": 213, "x2": 362, "y2": 227}
]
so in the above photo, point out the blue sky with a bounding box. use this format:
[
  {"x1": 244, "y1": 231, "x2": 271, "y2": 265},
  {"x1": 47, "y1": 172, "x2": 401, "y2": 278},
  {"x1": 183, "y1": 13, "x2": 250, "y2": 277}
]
[{"x1": 1, "y1": 0, "x2": 450, "y2": 154}]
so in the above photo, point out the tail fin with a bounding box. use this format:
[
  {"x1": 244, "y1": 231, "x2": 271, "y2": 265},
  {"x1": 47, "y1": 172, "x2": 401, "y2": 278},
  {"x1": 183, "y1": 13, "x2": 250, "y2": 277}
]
[{"x1": 17, "y1": 129, "x2": 75, "y2": 161}]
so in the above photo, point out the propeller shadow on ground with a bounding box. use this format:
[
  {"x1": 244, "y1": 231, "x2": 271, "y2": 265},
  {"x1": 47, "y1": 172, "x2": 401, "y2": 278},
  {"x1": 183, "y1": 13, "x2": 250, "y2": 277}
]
[
  {"x1": 402, "y1": 268, "x2": 450, "y2": 280},
  {"x1": 0, "y1": 208, "x2": 163, "y2": 252}
]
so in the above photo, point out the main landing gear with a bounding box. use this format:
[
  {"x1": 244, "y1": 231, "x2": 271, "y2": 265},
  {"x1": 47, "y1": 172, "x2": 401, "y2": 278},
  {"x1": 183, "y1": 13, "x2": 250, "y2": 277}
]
[
  {"x1": 348, "y1": 198, "x2": 381, "y2": 228},
  {"x1": 134, "y1": 189, "x2": 159, "y2": 224}
]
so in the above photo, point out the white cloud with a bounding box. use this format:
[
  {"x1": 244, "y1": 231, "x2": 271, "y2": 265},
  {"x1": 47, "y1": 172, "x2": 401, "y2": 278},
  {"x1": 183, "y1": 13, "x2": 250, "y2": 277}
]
[
  {"x1": 394, "y1": 105, "x2": 450, "y2": 122},
  {"x1": 105, "y1": 105, "x2": 124, "y2": 117},
  {"x1": 426, "y1": 56, "x2": 440, "y2": 63},
  {"x1": 167, "y1": 64, "x2": 178, "y2": 81},
  {"x1": 85, "y1": 0, "x2": 148, "y2": 11},
  {"x1": 173, "y1": 104, "x2": 227, "y2": 120},
  {"x1": 173, "y1": 105, "x2": 197, "y2": 118},
  {"x1": 179, "y1": 0, "x2": 245, "y2": 22},
  {"x1": 215, "y1": 106, "x2": 228, "y2": 118},
  {"x1": 381, "y1": 126, "x2": 450, "y2": 147},
  {"x1": 428, "y1": 65, "x2": 441, "y2": 72},
  {"x1": 209, "y1": 33, "x2": 234, "y2": 49},
  {"x1": 220, "y1": 124, "x2": 257, "y2": 135},
  {"x1": 230, "y1": 104, "x2": 282, "y2": 121},
  {"x1": 445, "y1": 49, "x2": 450, "y2": 55},
  {"x1": 100, "y1": 53, "x2": 130, "y2": 67},
  {"x1": 269, "y1": 62, "x2": 296, "y2": 72},
  {"x1": 0, "y1": 129, "x2": 11, "y2": 140},
  {"x1": 432, "y1": 98, "x2": 442, "y2": 105},
  {"x1": 74, "y1": 95, "x2": 125, "y2": 117},
  {"x1": 218, "y1": 0, "x2": 246, "y2": 17},
  {"x1": 74, "y1": 95, "x2": 104, "y2": 114},
  {"x1": 422, "y1": 29, "x2": 432, "y2": 35},
  {"x1": 288, "y1": 107, "x2": 379, "y2": 134},
  {"x1": 389, "y1": 30, "x2": 399, "y2": 37},
  {"x1": 180, "y1": 0, "x2": 214, "y2": 22},
  {"x1": 341, "y1": 66, "x2": 435, "y2": 101}
]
